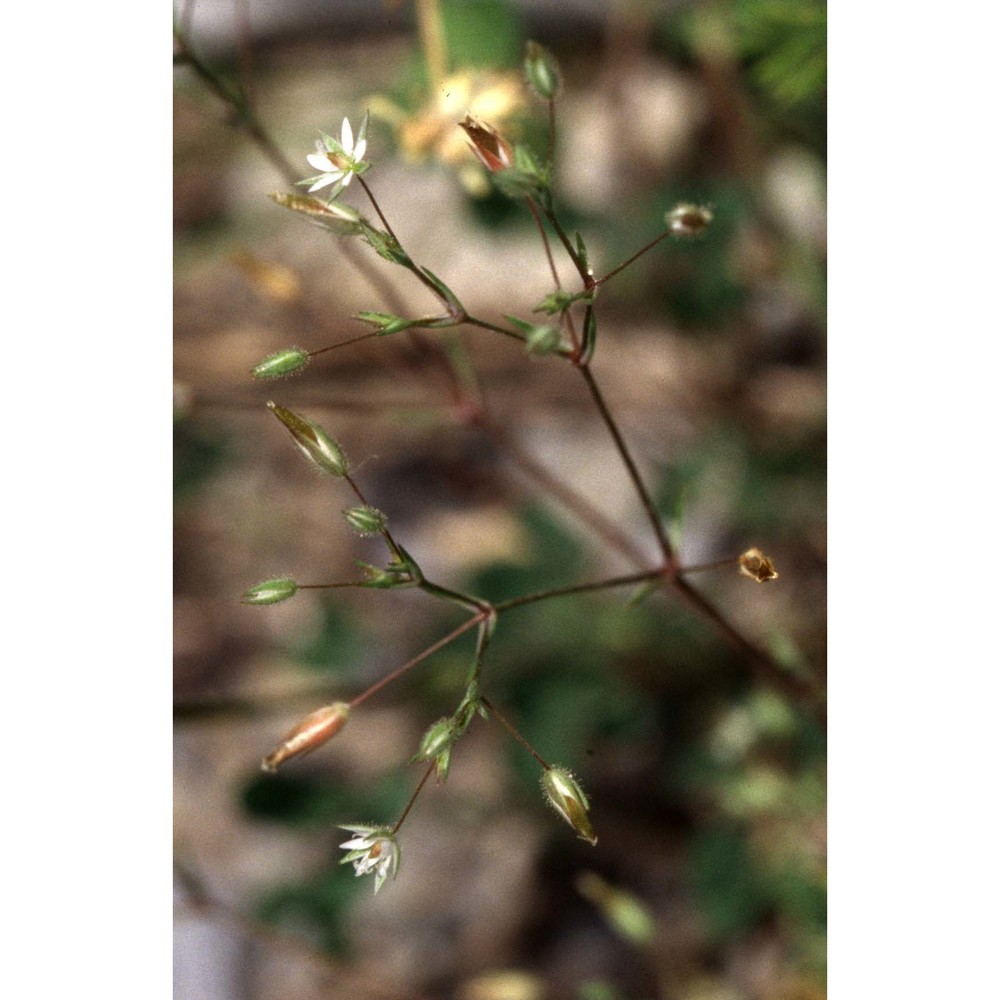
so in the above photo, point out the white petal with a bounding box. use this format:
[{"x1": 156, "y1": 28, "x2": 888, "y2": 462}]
[
  {"x1": 340, "y1": 173, "x2": 354, "y2": 187},
  {"x1": 308, "y1": 172, "x2": 343, "y2": 193},
  {"x1": 341, "y1": 117, "x2": 354, "y2": 154},
  {"x1": 353, "y1": 138, "x2": 367, "y2": 162},
  {"x1": 307, "y1": 152, "x2": 333, "y2": 171},
  {"x1": 340, "y1": 835, "x2": 373, "y2": 850}
]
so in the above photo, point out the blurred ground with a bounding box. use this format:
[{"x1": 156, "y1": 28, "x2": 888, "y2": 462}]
[{"x1": 174, "y1": 2, "x2": 826, "y2": 998}]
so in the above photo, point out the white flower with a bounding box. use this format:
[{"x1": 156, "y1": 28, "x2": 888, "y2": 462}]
[
  {"x1": 302, "y1": 114, "x2": 370, "y2": 196},
  {"x1": 338, "y1": 824, "x2": 399, "y2": 894}
]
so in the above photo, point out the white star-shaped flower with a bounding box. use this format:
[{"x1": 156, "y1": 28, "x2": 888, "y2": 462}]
[
  {"x1": 301, "y1": 114, "x2": 370, "y2": 198},
  {"x1": 338, "y1": 824, "x2": 399, "y2": 894}
]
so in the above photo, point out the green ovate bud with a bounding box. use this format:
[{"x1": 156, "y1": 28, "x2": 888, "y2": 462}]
[
  {"x1": 665, "y1": 202, "x2": 714, "y2": 238},
  {"x1": 533, "y1": 288, "x2": 593, "y2": 315},
  {"x1": 525, "y1": 324, "x2": 562, "y2": 356},
  {"x1": 356, "y1": 311, "x2": 414, "y2": 335},
  {"x1": 412, "y1": 717, "x2": 458, "y2": 762},
  {"x1": 267, "y1": 402, "x2": 348, "y2": 477},
  {"x1": 541, "y1": 766, "x2": 598, "y2": 845},
  {"x1": 503, "y1": 314, "x2": 563, "y2": 356},
  {"x1": 357, "y1": 560, "x2": 413, "y2": 588},
  {"x1": 251, "y1": 348, "x2": 310, "y2": 380},
  {"x1": 524, "y1": 40, "x2": 561, "y2": 99},
  {"x1": 342, "y1": 505, "x2": 387, "y2": 537},
  {"x1": 242, "y1": 576, "x2": 299, "y2": 605}
]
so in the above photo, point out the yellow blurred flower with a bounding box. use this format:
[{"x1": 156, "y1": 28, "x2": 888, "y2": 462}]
[{"x1": 368, "y1": 68, "x2": 523, "y2": 194}]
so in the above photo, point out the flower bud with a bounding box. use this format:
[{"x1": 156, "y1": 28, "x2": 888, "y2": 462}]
[
  {"x1": 342, "y1": 505, "x2": 387, "y2": 537},
  {"x1": 356, "y1": 311, "x2": 414, "y2": 335},
  {"x1": 458, "y1": 114, "x2": 514, "y2": 172},
  {"x1": 666, "y1": 203, "x2": 714, "y2": 238},
  {"x1": 525, "y1": 324, "x2": 563, "y2": 356},
  {"x1": 412, "y1": 717, "x2": 458, "y2": 762},
  {"x1": 524, "y1": 41, "x2": 561, "y2": 100},
  {"x1": 261, "y1": 701, "x2": 351, "y2": 772},
  {"x1": 241, "y1": 576, "x2": 298, "y2": 605},
  {"x1": 541, "y1": 766, "x2": 597, "y2": 845},
  {"x1": 738, "y1": 548, "x2": 779, "y2": 582},
  {"x1": 251, "y1": 348, "x2": 310, "y2": 380},
  {"x1": 269, "y1": 192, "x2": 364, "y2": 235},
  {"x1": 267, "y1": 401, "x2": 348, "y2": 477},
  {"x1": 504, "y1": 314, "x2": 564, "y2": 356}
]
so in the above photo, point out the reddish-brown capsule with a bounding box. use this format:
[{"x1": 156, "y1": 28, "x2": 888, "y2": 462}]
[
  {"x1": 458, "y1": 114, "x2": 514, "y2": 172},
  {"x1": 261, "y1": 701, "x2": 351, "y2": 772}
]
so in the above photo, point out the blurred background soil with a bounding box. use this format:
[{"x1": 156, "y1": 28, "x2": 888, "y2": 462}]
[{"x1": 174, "y1": 1, "x2": 826, "y2": 998}]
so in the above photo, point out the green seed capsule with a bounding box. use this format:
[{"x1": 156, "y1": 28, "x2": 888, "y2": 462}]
[
  {"x1": 242, "y1": 577, "x2": 299, "y2": 605},
  {"x1": 268, "y1": 402, "x2": 348, "y2": 477},
  {"x1": 251, "y1": 348, "x2": 310, "y2": 380},
  {"x1": 524, "y1": 41, "x2": 561, "y2": 100},
  {"x1": 342, "y1": 505, "x2": 387, "y2": 537}
]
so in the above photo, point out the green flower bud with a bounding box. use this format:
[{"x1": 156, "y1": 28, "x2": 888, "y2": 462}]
[
  {"x1": 504, "y1": 314, "x2": 564, "y2": 356},
  {"x1": 342, "y1": 505, "x2": 387, "y2": 537},
  {"x1": 524, "y1": 41, "x2": 561, "y2": 100},
  {"x1": 525, "y1": 324, "x2": 563, "y2": 356},
  {"x1": 665, "y1": 203, "x2": 714, "y2": 238},
  {"x1": 269, "y1": 192, "x2": 364, "y2": 235},
  {"x1": 267, "y1": 402, "x2": 348, "y2": 477},
  {"x1": 241, "y1": 576, "x2": 298, "y2": 605},
  {"x1": 356, "y1": 311, "x2": 414, "y2": 335},
  {"x1": 541, "y1": 766, "x2": 597, "y2": 845},
  {"x1": 251, "y1": 347, "x2": 310, "y2": 380},
  {"x1": 412, "y1": 717, "x2": 458, "y2": 762}
]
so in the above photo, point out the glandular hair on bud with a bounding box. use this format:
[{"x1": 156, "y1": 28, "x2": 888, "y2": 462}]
[
  {"x1": 251, "y1": 348, "x2": 310, "y2": 380},
  {"x1": 542, "y1": 766, "x2": 598, "y2": 845},
  {"x1": 666, "y1": 203, "x2": 714, "y2": 238},
  {"x1": 267, "y1": 402, "x2": 348, "y2": 477},
  {"x1": 342, "y1": 505, "x2": 387, "y2": 537},
  {"x1": 261, "y1": 701, "x2": 351, "y2": 772},
  {"x1": 242, "y1": 577, "x2": 299, "y2": 605},
  {"x1": 524, "y1": 40, "x2": 561, "y2": 100}
]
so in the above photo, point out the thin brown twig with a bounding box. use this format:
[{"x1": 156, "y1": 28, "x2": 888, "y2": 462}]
[
  {"x1": 348, "y1": 614, "x2": 483, "y2": 709},
  {"x1": 577, "y1": 364, "x2": 675, "y2": 566},
  {"x1": 391, "y1": 761, "x2": 437, "y2": 834},
  {"x1": 480, "y1": 697, "x2": 550, "y2": 768}
]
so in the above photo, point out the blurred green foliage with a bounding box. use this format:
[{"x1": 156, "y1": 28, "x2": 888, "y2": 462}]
[
  {"x1": 291, "y1": 598, "x2": 366, "y2": 676},
  {"x1": 174, "y1": 417, "x2": 228, "y2": 502}
]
